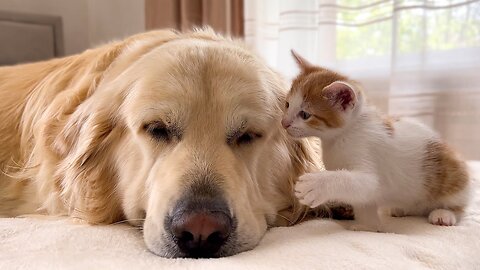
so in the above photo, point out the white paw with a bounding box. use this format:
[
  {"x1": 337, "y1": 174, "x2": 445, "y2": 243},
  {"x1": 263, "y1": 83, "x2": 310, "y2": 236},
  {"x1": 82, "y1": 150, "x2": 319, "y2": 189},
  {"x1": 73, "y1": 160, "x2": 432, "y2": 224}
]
[
  {"x1": 294, "y1": 173, "x2": 329, "y2": 208},
  {"x1": 428, "y1": 209, "x2": 457, "y2": 226}
]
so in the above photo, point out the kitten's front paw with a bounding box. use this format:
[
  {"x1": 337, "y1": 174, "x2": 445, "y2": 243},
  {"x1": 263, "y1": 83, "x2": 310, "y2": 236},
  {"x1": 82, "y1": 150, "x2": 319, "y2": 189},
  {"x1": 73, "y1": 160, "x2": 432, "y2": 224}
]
[
  {"x1": 428, "y1": 209, "x2": 457, "y2": 226},
  {"x1": 295, "y1": 173, "x2": 329, "y2": 208}
]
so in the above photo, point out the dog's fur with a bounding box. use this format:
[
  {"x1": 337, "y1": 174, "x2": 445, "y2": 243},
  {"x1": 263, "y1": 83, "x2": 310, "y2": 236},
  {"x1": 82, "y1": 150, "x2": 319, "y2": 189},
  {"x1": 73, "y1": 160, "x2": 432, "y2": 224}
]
[{"x1": 0, "y1": 29, "x2": 326, "y2": 257}]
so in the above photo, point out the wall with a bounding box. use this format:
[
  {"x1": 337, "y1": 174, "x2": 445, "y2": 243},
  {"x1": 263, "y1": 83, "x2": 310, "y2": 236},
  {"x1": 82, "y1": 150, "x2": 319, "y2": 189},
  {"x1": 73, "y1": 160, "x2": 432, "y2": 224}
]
[
  {"x1": 87, "y1": 0, "x2": 145, "y2": 47},
  {"x1": 0, "y1": 0, "x2": 145, "y2": 55}
]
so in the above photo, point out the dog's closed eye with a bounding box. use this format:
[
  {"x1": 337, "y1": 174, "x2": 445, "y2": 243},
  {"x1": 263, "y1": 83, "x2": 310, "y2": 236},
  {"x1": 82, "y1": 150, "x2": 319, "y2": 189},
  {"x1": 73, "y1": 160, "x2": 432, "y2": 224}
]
[
  {"x1": 228, "y1": 131, "x2": 262, "y2": 146},
  {"x1": 144, "y1": 121, "x2": 179, "y2": 142}
]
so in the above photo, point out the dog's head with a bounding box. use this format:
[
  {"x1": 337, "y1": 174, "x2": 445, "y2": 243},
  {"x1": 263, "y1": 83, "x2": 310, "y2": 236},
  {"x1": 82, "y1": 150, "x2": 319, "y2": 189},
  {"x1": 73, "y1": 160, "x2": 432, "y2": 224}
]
[{"x1": 37, "y1": 30, "x2": 319, "y2": 258}]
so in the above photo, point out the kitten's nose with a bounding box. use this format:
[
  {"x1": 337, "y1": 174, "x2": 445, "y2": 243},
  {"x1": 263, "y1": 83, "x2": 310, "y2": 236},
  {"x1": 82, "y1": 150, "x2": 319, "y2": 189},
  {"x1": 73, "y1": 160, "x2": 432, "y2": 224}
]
[{"x1": 281, "y1": 118, "x2": 291, "y2": 129}]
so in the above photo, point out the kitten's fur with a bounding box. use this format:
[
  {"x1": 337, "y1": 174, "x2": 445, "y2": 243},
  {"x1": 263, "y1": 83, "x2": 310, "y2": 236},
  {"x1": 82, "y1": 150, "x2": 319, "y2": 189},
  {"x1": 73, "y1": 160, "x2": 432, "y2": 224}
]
[{"x1": 283, "y1": 51, "x2": 471, "y2": 231}]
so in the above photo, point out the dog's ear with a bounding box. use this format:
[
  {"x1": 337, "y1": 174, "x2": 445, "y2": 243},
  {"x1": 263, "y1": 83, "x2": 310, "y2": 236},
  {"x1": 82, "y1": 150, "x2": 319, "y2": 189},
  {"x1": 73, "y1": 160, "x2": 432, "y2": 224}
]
[
  {"x1": 38, "y1": 50, "x2": 127, "y2": 224},
  {"x1": 51, "y1": 98, "x2": 123, "y2": 224},
  {"x1": 29, "y1": 30, "x2": 182, "y2": 223}
]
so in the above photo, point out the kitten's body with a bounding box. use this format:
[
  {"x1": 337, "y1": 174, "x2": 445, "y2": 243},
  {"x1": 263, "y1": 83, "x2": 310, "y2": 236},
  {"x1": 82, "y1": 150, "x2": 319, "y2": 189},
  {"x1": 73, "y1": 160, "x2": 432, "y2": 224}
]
[{"x1": 283, "y1": 51, "x2": 471, "y2": 231}]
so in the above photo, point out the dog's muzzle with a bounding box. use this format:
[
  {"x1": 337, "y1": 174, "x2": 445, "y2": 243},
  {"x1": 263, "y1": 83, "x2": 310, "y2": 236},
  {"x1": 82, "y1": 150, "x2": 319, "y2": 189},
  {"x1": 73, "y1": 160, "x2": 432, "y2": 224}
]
[{"x1": 164, "y1": 177, "x2": 236, "y2": 258}]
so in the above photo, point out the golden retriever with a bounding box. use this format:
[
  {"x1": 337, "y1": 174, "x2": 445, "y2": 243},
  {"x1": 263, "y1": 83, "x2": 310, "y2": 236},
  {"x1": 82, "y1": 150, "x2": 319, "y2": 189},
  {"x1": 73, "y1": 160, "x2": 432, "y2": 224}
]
[{"x1": 0, "y1": 29, "x2": 332, "y2": 258}]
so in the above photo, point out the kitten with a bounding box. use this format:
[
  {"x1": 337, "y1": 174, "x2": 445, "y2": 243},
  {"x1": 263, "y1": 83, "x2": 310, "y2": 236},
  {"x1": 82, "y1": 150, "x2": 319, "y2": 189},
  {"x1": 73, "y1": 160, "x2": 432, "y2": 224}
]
[{"x1": 282, "y1": 51, "x2": 471, "y2": 231}]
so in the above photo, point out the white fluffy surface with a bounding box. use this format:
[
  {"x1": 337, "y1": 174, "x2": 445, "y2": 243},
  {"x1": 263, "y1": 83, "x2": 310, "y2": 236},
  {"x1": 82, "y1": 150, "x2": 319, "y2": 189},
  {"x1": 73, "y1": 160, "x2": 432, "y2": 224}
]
[{"x1": 1, "y1": 163, "x2": 479, "y2": 270}]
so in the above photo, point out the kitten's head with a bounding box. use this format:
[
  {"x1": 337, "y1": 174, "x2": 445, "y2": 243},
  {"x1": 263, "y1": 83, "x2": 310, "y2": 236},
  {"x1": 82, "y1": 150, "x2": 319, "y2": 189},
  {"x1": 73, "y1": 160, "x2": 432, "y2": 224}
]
[{"x1": 282, "y1": 50, "x2": 363, "y2": 139}]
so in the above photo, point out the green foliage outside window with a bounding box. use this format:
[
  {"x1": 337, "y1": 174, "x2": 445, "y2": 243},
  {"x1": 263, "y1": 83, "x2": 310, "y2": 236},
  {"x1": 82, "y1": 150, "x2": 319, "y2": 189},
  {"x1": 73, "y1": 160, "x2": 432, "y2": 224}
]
[{"x1": 335, "y1": 0, "x2": 480, "y2": 60}]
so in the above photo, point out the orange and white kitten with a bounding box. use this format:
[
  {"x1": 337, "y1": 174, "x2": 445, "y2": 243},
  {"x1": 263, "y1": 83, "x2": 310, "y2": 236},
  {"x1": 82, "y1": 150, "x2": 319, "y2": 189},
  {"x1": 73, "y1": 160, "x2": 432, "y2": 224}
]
[{"x1": 283, "y1": 51, "x2": 471, "y2": 231}]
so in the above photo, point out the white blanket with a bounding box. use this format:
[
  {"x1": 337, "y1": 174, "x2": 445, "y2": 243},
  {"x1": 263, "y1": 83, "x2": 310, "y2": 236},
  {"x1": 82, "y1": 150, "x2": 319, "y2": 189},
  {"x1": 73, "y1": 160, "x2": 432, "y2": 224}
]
[{"x1": 1, "y1": 163, "x2": 479, "y2": 270}]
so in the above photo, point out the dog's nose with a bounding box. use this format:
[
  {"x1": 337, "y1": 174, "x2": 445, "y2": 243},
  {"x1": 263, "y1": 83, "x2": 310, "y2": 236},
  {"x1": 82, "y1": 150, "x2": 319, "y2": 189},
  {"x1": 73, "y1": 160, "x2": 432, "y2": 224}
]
[
  {"x1": 171, "y1": 211, "x2": 232, "y2": 258},
  {"x1": 281, "y1": 118, "x2": 291, "y2": 129}
]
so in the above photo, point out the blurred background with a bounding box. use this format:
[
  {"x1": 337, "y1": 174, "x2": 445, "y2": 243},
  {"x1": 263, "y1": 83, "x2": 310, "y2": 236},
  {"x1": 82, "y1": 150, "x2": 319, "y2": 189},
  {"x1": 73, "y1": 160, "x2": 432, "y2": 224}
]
[{"x1": 0, "y1": 0, "x2": 479, "y2": 160}]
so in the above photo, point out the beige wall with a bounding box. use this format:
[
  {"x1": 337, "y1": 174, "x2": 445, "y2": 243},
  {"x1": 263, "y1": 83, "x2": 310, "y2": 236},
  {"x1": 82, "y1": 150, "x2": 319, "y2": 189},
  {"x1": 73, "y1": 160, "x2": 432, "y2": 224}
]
[
  {"x1": 0, "y1": 0, "x2": 145, "y2": 55},
  {"x1": 87, "y1": 0, "x2": 145, "y2": 48}
]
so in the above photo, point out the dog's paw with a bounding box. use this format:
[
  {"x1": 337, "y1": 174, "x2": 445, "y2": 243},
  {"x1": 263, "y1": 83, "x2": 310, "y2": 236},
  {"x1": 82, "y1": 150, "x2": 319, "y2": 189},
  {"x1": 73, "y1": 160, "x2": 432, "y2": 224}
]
[
  {"x1": 428, "y1": 209, "x2": 457, "y2": 226},
  {"x1": 295, "y1": 173, "x2": 329, "y2": 208}
]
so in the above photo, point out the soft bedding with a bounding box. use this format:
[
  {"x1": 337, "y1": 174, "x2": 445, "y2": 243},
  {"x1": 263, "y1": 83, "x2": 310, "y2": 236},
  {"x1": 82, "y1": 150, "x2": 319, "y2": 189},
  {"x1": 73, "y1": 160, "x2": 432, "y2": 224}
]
[{"x1": 1, "y1": 162, "x2": 479, "y2": 270}]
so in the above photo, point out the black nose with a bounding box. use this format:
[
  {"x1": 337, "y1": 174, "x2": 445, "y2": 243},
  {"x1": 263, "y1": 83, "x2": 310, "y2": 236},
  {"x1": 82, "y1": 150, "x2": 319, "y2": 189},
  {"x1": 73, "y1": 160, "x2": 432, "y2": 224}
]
[
  {"x1": 166, "y1": 174, "x2": 236, "y2": 258},
  {"x1": 171, "y1": 210, "x2": 232, "y2": 258}
]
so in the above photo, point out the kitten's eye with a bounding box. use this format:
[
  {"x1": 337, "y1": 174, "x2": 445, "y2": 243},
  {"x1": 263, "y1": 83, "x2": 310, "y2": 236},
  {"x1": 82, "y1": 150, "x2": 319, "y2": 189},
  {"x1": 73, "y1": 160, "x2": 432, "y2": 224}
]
[
  {"x1": 234, "y1": 132, "x2": 263, "y2": 145},
  {"x1": 299, "y1": 111, "x2": 311, "y2": 120},
  {"x1": 144, "y1": 121, "x2": 170, "y2": 141},
  {"x1": 285, "y1": 102, "x2": 289, "y2": 108}
]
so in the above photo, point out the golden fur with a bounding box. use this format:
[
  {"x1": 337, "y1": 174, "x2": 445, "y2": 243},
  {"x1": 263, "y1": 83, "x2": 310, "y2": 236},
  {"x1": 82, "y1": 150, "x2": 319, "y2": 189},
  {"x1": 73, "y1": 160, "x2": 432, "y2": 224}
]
[{"x1": 0, "y1": 29, "x2": 329, "y2": 256}]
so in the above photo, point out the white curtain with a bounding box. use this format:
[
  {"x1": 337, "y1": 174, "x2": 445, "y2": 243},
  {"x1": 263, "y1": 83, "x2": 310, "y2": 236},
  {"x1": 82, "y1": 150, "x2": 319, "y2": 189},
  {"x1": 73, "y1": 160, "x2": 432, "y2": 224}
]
[{"x1": 244, "y1": 0, "x2": 480, "y2": 160}]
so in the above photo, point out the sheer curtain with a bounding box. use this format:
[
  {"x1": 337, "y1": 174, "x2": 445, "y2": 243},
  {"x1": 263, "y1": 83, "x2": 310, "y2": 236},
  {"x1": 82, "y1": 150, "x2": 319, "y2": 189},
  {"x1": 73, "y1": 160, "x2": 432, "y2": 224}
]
[{"x1": 244, "y1": 0, "x2": 480, "y2": 160}]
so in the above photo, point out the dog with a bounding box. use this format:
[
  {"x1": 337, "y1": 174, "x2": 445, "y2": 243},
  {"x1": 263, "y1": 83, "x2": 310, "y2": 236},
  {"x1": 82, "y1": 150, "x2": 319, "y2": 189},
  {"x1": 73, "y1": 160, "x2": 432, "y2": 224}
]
[{"x1": 0, "y1": 28, "x2": 341, "y2": 258}]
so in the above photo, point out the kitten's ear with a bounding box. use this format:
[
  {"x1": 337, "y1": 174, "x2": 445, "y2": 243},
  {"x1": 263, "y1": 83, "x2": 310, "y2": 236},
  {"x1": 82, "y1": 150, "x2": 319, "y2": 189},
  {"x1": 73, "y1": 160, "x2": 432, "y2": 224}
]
[
  {"x1": 323, "y1": 81, "x2": 357, "y2": 111},
  {"x1": 291, "y1": 50, "x2": 314, "y2": 71}
]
